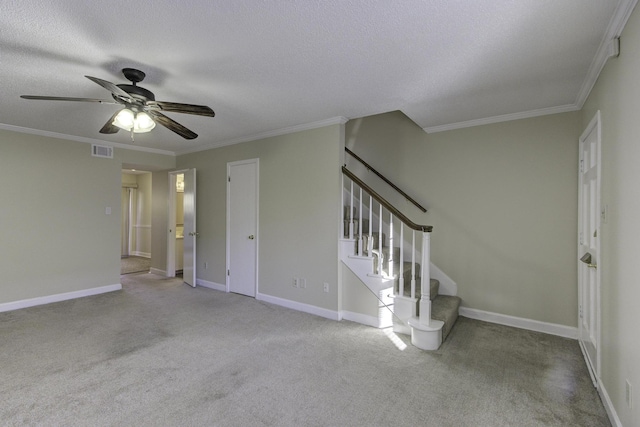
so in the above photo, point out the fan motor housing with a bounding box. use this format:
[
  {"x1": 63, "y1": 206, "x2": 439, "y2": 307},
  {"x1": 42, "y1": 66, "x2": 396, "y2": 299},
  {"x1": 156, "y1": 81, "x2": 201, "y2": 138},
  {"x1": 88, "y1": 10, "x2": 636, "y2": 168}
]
[{"x1": 116, "y1": 84, "x2": 155, "y2": 102}]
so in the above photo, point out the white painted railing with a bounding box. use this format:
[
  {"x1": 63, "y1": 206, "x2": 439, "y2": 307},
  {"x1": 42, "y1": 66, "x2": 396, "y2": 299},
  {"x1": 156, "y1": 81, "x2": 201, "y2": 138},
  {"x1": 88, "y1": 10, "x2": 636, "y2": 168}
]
[{"x1": 342, "y1": 167, "x2": 435, "y2": 328}]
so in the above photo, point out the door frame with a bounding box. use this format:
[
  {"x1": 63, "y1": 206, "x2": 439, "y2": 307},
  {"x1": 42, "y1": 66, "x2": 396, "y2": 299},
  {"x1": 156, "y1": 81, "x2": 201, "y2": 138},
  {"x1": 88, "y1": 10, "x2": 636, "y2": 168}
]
[
  {"x1": 167, "y1": 169, "x2": 192, "y2": 278},
  {"x1": 121, "y1": 187, "x2": 132, "y2": 257},
  {"x1": 577, "y1": 110, "x2": 602, "y2": 386},
  {"x1": 226, "y1": 158, "x2": 259, "y2": 295}
]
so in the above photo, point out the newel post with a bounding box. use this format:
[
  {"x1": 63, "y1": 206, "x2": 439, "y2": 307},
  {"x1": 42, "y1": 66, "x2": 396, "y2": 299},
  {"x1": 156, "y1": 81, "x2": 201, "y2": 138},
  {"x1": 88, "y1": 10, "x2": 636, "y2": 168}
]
[
  {"x1": 419, "y1": 230, "x2": 432, "y2": 326},
  {"x1": 409, "y1": 228, "x2": 443, "y2": 350}
]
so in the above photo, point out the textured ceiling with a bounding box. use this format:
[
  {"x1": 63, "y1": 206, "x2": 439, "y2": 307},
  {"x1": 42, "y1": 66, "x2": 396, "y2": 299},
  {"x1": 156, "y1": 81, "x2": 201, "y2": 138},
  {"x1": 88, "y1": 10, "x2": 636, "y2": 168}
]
[{"x1": 0, "y1": 0, "x2": 635, "y2": 155}]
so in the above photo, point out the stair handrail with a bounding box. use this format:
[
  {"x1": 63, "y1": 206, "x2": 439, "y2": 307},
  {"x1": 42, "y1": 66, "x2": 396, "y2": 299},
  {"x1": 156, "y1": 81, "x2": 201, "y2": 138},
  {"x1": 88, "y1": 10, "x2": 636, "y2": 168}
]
[
  {"x1": 345, "y1": 147, "x2": 427, "y2": 213},
  {"x1": 342, "y1": 166, "x2": 438, "y2": 338},
  {"x1": 342, "y1": 166, "x2": 432, "y2": 232}
]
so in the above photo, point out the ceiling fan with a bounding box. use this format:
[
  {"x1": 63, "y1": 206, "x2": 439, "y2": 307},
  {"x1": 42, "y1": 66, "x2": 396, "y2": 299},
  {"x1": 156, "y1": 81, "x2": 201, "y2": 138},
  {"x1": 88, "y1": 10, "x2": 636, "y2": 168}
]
[{"x1": 21, "y1": 68, "x2": 215, "y2": 140}]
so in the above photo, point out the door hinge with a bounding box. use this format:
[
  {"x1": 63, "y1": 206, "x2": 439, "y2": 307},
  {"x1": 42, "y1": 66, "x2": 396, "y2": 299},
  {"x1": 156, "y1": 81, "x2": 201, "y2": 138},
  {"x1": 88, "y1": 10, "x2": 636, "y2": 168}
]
[
  {"x1": 227, "y1": 269, "x2": 230, "y2": 276},
  {"x1": 579, "y1": 304, "x2": 583, "y2": 319},
  {"x1": 580, "y1": 159, "x2": 584, "y2": 173},
  {"x1": 228, "y1": 176, "x2": 231, "y2": 182}
]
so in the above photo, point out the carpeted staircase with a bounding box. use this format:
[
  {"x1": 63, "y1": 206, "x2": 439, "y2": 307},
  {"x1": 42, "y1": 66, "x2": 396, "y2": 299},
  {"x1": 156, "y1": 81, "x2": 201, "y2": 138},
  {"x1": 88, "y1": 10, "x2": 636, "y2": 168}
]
[
  {"x1": 341, "y1": 213, "x2": 461, "y2": 352},
  {"x1": 341, "y1": 166, "x2": 460, "y2": 350},
  {"x1": 366, "y1": 231, "x2": 461, "y2": 343}
]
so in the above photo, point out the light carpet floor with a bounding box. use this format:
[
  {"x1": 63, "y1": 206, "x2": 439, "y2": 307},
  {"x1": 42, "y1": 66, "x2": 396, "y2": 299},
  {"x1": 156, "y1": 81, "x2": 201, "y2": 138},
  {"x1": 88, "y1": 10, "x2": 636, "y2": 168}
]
[
  {"x1": 0, "y1": 273, "x2": 610, "y2": 426},
  {"x1": 120, "y1": 255, "x2": 151, "y2": 275}
]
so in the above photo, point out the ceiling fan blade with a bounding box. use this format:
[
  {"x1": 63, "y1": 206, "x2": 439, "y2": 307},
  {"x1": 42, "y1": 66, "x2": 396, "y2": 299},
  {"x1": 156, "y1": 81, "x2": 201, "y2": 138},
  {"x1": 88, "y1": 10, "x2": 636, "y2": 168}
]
[
  {"x1": 147, "y1": 110, "x2": 198, "y2": 139},
  {"x1": 147, "y1": 101, "x2": 215, "y2": 117},
  {"x1": 99, "y1": 111, "x2": 121, "y2": 134},
  {"x1": 85, "y1": 75, "x2": 133, "y2": 102},
  {"x1": 20, "y1": 95, "x2": 118, "y2": 104}
]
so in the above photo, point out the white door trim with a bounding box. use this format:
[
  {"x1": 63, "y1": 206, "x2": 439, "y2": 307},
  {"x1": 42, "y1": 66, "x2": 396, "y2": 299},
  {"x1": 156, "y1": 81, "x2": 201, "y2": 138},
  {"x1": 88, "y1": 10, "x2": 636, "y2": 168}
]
[
  {"x1": 167, "y1": 169, "x2": 191, "y2": 278},
  {"x1": 226, "y1": 158, "x2": 259, "y2": 295},
  {"x1": 577, "y1": 110, "x2": 602, "y2": 386}
]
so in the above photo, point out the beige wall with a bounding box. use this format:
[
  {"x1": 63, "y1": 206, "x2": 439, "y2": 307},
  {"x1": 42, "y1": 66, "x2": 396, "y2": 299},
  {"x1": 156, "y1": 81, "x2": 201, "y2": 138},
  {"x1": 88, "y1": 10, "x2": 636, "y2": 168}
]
[
  {"x1": 346, "y1": 110, "x2": 581, "y2": 327},
  {"x1": 121, "y1": 173, "x2": 137, "y2": 186},
  {"x1": 121, "y1": 149, "x2": 176, "y2": 171},
  {"x1": 0, "y1": 131, "x2": 121, "y2": 303},
  {"x1": 0, "y1": 129, "x2": 174, "y2": 306},
  {"x1": 177, "y1": 125, "x2": 343, "y2": 311},
  {"x1": 341, "y1": 265, "x2": 384, "y2": 320},
  {"x1": 581, "y1": 5, "x2": 640, "y2": 425}
]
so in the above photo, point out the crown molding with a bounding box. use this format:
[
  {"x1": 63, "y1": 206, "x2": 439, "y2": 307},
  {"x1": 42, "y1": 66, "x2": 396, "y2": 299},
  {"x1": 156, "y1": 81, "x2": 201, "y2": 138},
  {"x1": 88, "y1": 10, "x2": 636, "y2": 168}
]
[
  {"x1": 0, "y1": 123, "x2": 176, "y2": 156},
  {"x1": 175, "y1": 116, "x2": 349, "y2": 155},
  {"x1": 575, "y1": 0, "x2": 639, "y2": 109},
  {"x1": 423, "y1": 0, "x2": 638, "y2": 135},
  {"x1": 422, "y1": 104, "x2": 579, "y2": 134}
]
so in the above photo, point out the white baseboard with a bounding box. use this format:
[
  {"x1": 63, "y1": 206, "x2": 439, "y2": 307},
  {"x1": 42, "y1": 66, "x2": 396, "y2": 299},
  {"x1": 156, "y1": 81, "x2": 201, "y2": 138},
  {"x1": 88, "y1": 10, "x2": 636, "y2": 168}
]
[
  {"x1": 340, "y1": 310, "x2": 392, "y2": 328},
  {"x1": 149, "y1": 268, "x2": 167, "y2": 276},
  {"x1": 131, "y1": 251, "x2": 151, "y2": 258},
  {"x1": 196, "y1": 278, "x2": 226, "y2": 292},
  {"x1": 0, "y1": 284, "x2": 122, "y2": 313},
  {"x1": 459, "y1": 307, "x2": 578, "y2": 339},
  {"x1": 256, "y1": 292, "x2": 340, "y2": 321},
  {"x1": 598, "y1": 381, "x2": 623, "y2": 427}
]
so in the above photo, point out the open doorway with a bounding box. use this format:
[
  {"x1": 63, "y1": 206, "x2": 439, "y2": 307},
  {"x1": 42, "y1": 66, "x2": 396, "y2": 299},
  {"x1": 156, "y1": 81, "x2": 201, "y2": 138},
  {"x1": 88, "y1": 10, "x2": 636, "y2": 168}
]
[
  {"x1": 121, "y1": 169, "x2": 152, "y2": 275},
  {"x1": 167, "y1": 169, "x2": 197, "y2": 286},
  {"x1": 173, "y1": 173, "x2": 185, "y2": 277}
]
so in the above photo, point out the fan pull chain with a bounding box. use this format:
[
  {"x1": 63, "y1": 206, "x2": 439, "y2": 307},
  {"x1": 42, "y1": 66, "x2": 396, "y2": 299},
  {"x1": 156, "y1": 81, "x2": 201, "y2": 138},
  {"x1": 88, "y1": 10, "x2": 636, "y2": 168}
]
[{"x1": 130, "y1": 129, "x2": 135, "y2": 142}]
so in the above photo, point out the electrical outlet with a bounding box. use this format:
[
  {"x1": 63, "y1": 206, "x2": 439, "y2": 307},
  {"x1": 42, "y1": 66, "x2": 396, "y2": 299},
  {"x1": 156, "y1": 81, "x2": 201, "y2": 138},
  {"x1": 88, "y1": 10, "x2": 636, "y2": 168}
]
[
  {"x1": 626, "y1": 380, "x2": 633, "y2": 409},
  {"x1": 323, "y1": 282, "x2": 329, "y2": 293},
  {"x1": 204, "y1": 262, "x2": 208, "y2": 269},
  {"x1": 300, "y1": 278, "x2": 306, "y2": 289},
  {"x1": 292, "y1": 277, "x2": 298, "y2": 288}
]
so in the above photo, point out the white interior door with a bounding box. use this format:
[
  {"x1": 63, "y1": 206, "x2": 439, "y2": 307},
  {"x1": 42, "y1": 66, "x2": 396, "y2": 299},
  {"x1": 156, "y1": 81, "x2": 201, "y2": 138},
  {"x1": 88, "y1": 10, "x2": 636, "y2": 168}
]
[
  {"x1": 578, "y1": 112, "x2": 601, "y2": 386},
  {"x1": 227, "y1": 159, "x2": 258, "y2": 297},
  {"x1": 183, "y1": 168, "x2": 197, "y2": 287}
]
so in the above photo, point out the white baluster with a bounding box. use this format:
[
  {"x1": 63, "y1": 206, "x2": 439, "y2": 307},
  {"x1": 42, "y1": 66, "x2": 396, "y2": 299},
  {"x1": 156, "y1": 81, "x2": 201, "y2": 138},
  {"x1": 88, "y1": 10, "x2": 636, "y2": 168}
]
[
  {"x1": 411, "y1": 230, "x2": 416, "y2": 300},
  {"x1": 349, "y1": 181, "x2": 354, "y2": 240},
  {"x1": 368, "y1": 195, "x2": 373, "y2": 256},
  {"x1": 378, "y1": 203, "x2": 383, "y2": 275},
  {"x1": 358, "y1": 188, "x2": 363, "y2": 256},
  {"x1": 399, "y1": 223, "x2": 404, "y2": 297},
  {"x1": 341, "y1": 174, "x2": 346, "y2": 237},
  {"x1": 388, "y1": 213, "x2": 394, "y2": 278}
]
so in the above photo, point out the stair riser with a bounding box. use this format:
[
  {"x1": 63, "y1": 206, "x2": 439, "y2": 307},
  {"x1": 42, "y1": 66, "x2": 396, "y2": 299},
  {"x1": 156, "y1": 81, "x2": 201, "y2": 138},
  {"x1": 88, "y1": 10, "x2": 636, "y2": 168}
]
[{"x1": 394, "y1": 295, "x2": 461, "y2": 343}]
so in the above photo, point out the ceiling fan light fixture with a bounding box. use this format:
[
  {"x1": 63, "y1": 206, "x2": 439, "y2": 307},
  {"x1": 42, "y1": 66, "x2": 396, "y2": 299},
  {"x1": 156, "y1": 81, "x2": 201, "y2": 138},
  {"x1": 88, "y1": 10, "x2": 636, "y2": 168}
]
[
  {"x1": 112, "y1": 109, "x2": 156, "y2": 133},
  {"x1": 22, "y1": 68, "x2": 212, "y2": 140},
  {"x1": 133, "y1": 111, "x2": 156, "y2": 133},
  {"x1": 113, "y1": 108, "x2": 135, "y2": 130}
]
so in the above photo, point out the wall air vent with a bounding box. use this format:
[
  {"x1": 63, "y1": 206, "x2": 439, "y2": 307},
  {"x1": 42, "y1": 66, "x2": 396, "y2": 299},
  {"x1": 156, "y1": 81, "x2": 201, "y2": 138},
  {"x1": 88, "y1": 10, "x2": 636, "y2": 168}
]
[{"x1": 91, "y1": 144, "x2": 113, "y2": 158}]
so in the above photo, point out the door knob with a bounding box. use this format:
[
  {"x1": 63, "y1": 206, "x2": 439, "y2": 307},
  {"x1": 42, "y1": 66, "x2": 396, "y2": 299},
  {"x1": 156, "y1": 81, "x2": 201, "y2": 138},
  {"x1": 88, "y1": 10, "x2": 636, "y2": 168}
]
[
  {"x1": 248, "y1": 235, "x2": 255, "y2": 240},
  {"x1": 189, "y1": 232, "x2": 199, "y2": 237}
]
